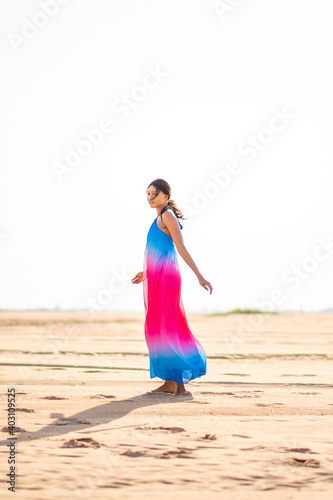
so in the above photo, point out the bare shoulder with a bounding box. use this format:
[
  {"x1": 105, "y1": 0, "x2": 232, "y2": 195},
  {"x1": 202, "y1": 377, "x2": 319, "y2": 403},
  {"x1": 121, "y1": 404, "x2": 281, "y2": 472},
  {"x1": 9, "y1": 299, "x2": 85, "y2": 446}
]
[
  {"x1": 162, "y1": 210, "x2": 178, "y2": 222},
  {"x1": 161, "y1": 210, "x2": 180, "y2": 228}
]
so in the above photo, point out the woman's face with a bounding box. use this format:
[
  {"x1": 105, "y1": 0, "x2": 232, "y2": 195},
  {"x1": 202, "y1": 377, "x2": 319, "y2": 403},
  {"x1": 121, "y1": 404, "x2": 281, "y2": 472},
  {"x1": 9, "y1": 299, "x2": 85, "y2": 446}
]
[{"x1": 147, "y1": 185, "x2": 168, "y2": 208}]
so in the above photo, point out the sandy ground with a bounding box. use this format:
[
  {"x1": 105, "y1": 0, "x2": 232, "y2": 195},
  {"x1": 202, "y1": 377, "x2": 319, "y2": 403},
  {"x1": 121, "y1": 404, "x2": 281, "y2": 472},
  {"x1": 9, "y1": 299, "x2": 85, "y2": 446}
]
[{"x1": 0, "y1": 311, "x2": 333, "y2": 499}]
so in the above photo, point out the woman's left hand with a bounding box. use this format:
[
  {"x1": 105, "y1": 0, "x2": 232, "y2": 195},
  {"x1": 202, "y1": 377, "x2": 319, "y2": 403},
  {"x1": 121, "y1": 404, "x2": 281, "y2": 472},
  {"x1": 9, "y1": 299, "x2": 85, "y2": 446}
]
[{"x1": 198, "y1": 275, "x2": 213, "y2": 294}]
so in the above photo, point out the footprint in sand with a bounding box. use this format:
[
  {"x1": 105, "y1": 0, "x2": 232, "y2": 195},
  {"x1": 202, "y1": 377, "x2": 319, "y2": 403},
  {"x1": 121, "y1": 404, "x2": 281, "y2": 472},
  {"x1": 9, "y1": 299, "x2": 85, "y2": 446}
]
[
  {"x1": 54, "y1": 417, "x2": 91, "y2": 426},
  {"x1": 283, "y1": 447, "x2": 316, "y2": 454},
  {"x1": 159, "y1": 448, "x2": 194, "y2": 459},
  {"x1": 41, "y1": 396, "x2": 67, "y2": 400},
  {"x1": 62, "y1": 438, "x2": 103, "y2": 449},
  {"x1": 1, "y1": 426, "x2": 26, "y2": 433},
  {"x1": 122, "y1": 450, "x2": 147, "y2": 457},
  {"x1": 200, "y1": 434, "x2": 217, "y2": 440},
  {"x1": 236, "y1": 391, "x2": 262, "y2": 396},
  {"x1": 199, "y1": 391, "x2": 262, "y2": 398},
  {"x1": 186, "y1": 401, "x2": 211, "y2": 404},
  {"x1": 285, "y1": 457, "x2": 320, "y2": 468},
  {"x1": 135, "y1": 426, "x2": 185, "y2": 433},
  {"x1": 234, "y1": 394, "x2": 261, "y2": 399},
  {"x1": 198, "y1": 391, "x2": 221, "y2": 395},
  {"x1": 255, "y1": 403, "x2": 284, "y2": 407},
  {"x1": 89, "y1": 394, "x2": 116, "y2": 399},
  {"x1": 241, "y1": 446, "x2": 266, "y2": 451}
]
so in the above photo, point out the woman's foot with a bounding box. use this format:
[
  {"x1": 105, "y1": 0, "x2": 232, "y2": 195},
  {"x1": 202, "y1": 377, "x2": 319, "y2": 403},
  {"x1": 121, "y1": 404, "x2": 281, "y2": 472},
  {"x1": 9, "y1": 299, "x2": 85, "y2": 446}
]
[
  {"x1": 174, "y1": 383, "x2": 190, "y2": 396},
  {"x1": 149, "y1": 381, "x2": 177, "y2": 393}
]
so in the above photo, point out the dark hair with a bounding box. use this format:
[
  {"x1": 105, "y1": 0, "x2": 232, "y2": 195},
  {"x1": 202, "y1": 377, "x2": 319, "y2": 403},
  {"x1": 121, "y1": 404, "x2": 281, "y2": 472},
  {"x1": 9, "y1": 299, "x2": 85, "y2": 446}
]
[{"x1": 146, "y1": 179, "x2": 186, "y2": 221}]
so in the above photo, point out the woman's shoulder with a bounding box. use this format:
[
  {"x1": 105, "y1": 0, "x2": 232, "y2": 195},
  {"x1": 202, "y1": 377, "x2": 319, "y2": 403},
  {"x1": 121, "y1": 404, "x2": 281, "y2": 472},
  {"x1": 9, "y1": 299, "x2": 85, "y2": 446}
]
[
  {"x1": 162, "y1": 209, "x2": 179, "y2": 222},
  {"x1": 163, "y1": 208, "x2": 177, "y2": 218},
  {"x1": 163, "y1": 209, "x2": 183, "y2": 229}
]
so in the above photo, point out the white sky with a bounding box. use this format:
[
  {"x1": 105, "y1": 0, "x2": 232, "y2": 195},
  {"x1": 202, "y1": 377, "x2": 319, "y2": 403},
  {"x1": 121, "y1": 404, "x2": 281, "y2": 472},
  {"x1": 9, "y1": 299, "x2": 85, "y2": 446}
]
[{"x1": 0, "y1": 0, "x2": 333, "y2": 313}]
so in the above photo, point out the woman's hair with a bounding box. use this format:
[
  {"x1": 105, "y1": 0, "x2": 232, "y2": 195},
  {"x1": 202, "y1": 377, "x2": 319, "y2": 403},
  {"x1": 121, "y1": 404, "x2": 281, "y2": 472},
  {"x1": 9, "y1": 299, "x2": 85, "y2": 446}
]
[{"x1": 147, "y1": 178, "x2": 186, "y2": 221}]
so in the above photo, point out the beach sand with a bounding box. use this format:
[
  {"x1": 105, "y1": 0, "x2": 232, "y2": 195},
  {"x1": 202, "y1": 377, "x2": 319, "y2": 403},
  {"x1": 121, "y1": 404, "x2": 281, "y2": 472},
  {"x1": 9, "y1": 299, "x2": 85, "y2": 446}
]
[{"x1": 0, "y1": 311, "x2": 332, "y2": 499}]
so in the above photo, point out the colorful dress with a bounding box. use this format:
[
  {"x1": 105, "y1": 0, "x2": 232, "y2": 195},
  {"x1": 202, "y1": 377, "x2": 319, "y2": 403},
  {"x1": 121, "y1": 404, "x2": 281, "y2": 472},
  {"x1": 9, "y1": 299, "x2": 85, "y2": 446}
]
[{"x1": 142, "y1": 211, "x2": 207, "y2": 384}]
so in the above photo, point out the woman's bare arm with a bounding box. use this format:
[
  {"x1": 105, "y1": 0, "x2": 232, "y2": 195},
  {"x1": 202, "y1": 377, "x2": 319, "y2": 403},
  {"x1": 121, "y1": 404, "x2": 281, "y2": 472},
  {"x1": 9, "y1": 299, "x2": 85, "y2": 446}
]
[{"x1": 163, "y1": 211, "x2": 213, "y2": 294}]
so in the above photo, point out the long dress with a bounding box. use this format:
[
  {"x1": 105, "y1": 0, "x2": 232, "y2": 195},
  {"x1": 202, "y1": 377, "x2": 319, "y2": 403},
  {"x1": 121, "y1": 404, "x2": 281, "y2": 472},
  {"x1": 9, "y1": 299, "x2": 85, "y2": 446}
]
[{"x1": 142, "y1": 211, "x2": 207, "y2": 384}]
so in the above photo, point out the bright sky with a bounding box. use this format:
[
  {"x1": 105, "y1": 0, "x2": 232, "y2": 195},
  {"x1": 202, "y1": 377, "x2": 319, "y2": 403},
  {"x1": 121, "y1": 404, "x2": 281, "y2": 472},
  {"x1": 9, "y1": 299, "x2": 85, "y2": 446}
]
[{"x1": 1, "y1": 0, "x2": 332, "y2": 313}]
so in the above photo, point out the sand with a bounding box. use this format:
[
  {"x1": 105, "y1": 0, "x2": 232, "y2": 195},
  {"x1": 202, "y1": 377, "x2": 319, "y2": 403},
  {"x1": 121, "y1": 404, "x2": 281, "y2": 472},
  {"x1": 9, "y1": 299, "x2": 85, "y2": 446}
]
[{"x1": 0, "y1": 311, "x2": 333, "y2": 499}]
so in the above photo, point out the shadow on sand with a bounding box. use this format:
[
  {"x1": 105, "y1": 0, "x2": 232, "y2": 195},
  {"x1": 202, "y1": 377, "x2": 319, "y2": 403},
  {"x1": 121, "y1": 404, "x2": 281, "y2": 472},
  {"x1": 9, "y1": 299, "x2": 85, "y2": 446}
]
[{"x1": 1, "y1": 391, "x2": 193, "y2": 445}]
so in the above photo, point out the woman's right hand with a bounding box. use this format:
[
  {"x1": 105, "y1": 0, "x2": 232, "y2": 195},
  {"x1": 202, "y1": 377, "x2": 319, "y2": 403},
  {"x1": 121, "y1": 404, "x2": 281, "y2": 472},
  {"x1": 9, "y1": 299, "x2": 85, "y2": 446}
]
[{"x1": 131, "y1": 272, "x2": 143, "y2": 284}]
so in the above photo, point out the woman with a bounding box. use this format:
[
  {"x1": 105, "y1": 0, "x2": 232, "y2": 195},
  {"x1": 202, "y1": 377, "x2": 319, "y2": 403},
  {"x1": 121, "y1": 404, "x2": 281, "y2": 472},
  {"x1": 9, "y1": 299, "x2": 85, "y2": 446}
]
[{"x1": 131, "y1": 179, "x2": 213, "y2": 396}]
